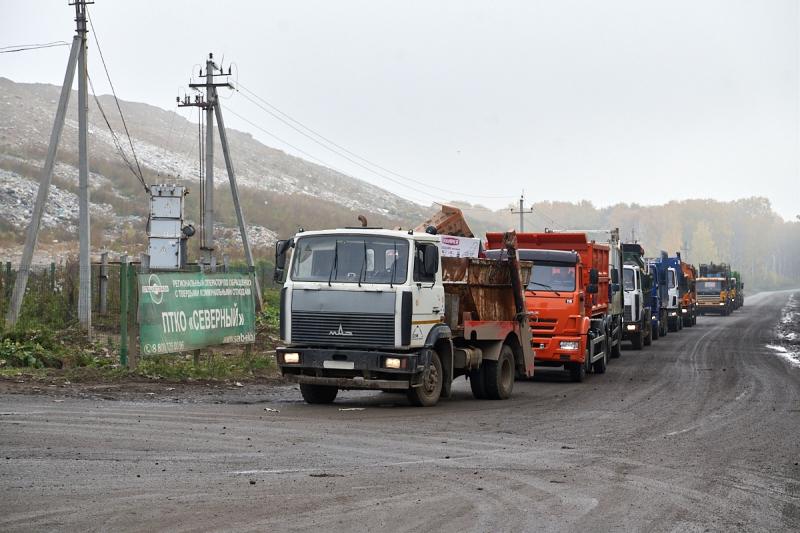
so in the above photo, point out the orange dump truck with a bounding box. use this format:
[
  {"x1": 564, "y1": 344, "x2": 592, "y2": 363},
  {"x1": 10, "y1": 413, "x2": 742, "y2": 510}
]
[
  {"x1": 485, "y1": 232, "x2": 614, "y2": 382},
  {"x1": 679, "y1": 255, "x2": 698, "y2": 327}
]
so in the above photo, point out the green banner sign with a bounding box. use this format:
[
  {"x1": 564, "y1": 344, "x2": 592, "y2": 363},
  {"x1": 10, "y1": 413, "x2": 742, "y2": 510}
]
[{"x1": 138, "y1": 271, "x2": 256, "y2": 355}]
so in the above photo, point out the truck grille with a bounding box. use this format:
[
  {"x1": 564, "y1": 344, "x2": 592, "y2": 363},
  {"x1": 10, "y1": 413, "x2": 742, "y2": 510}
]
[
  {"x1": 291, "y1": 312, "x2": 394, "y2": 347},
  {"x1": 531, "y1": 318, "x2": 557, "y2": 337},
  {"x1": 624, "y1": 305, "x2": 632, "y2": 321}
]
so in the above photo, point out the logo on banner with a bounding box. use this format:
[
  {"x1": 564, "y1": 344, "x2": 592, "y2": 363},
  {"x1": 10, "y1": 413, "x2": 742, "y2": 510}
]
[{"x1": 141, "y1": 274, "x2": 169, "y2": 304}]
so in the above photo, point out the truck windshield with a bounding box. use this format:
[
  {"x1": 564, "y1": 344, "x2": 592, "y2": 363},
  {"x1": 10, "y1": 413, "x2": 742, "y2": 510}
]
[
  {"x1": 668, "y1": 269, "x2": 677, "y2": 289},
  {"x1": 623, "y1": 268, "x2": 636, "y2": 291},
  {"x1": 698, "y1": 280, "x2": 722, "y2": 294},
  {"x1": 528, "y1": 262, "x2": 576, "y2": 292},
  {"x1": 291, "y1": 235, "x2": 409, "y2": 284}
]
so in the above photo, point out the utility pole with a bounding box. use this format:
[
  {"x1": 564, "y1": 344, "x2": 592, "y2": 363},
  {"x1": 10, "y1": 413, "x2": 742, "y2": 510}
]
[
  {"x1": 179, "y1": 54, "x2": 263, "y2": 310},
  {"x1": 6, "y1": 0, "x2": 94, "y2": 333},
  {"x1": 76, "y1": 0, "x2": 92, "y2": 334},
  {"x1": 510, "y1": 192, "x2": 533, "y2": 232},
  {"x1": 204, "y1": 55, "x2": 215, "y2": 264}
]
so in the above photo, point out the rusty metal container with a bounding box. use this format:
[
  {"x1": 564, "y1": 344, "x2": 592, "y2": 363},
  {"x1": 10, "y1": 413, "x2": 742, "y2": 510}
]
[{"x1": 442, "y1": 257, "x2": 532, "y2": 330}]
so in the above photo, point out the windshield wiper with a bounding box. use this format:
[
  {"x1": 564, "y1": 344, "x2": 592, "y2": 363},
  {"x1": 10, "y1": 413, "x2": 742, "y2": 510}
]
[
  {"x1": 390, "y1": 241, "x2": 397, "y2": 288},
  {"x1": 529, "y1": 281, "x2": 561, "y2": 296},
  {"x1": 358, "y1": 240, "x2": 367, "y2": 287},
  {"x1": 327, "y1": 240, "x2": 339, "y2": 287}
]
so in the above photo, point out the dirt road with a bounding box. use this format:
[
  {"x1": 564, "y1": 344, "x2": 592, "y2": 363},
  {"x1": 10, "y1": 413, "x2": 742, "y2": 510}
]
[{"x1": 2, "y1": 291, "x2": 799, "y2": 532}]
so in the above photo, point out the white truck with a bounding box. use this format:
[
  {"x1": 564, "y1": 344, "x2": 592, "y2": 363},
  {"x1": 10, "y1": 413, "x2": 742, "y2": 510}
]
[
  {"x1": 273, "y1": 227, "x2": 535, "y2": 406},
  {"x1": 622, "y1": 243, "x2": 653, "y2": 350}
]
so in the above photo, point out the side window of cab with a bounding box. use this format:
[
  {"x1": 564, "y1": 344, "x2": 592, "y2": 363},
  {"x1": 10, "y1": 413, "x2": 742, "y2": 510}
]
[{"x1": 414, "y1": 243, "x2": 436, "y2": 283}]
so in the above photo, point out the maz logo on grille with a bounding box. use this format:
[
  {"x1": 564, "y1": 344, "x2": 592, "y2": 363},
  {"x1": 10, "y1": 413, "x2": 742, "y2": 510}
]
[{"x1": 328, "y1": 324, "x2": 354, "y2": 337}]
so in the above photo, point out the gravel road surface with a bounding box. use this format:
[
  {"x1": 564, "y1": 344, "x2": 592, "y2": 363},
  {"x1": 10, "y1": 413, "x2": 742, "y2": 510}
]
[{"x1": 2, "y1": 290, "x2": 799, "y2": 532}]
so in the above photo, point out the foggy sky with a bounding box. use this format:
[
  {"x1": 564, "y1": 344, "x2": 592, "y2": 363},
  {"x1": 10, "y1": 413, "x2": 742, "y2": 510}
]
[{"x1": 1, "y1": 0, "x2": 798, "y2": 220}]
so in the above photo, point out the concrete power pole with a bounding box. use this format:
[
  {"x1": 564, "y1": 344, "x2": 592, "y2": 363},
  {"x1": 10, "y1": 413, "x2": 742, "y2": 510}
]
[
  {"x1": 510, "y1": 192, "x2": 533, "y2": 232},
  {"x1": 204, "y1": 55, "x2": 215, "y2": 264},
  {"x1": 179, "y1": 54, "x2": 263, "y2": 311},
  {"x1": 6, "y1": 0, "x2": 94, "y2": 333},
  {"x1": 76, "y1": 0, "x2": 92, "y2": 333}
]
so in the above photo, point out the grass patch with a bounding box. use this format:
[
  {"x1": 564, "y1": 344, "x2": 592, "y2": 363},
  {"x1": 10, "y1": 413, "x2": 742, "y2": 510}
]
[{"x1": 136, "y1": 351, "x2": 277, "y2": 381}]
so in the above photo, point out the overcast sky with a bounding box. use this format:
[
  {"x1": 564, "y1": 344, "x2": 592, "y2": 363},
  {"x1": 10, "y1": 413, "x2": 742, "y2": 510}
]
[{"x1": 2, "y1": 0, "x2": 798, "y2": 220}]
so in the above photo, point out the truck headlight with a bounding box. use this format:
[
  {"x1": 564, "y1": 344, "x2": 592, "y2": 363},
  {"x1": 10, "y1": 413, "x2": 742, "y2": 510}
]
[
  {"x1": 282, "y1": 352, "x2": 300, "y2": 364},
  {"x1": 681, "y1": 308, "x2": 687, "y2": 313},
  {"x1": 651, "y1": 315, "x2": 657, "y2": 321},
  {"x1": 383, "y1": 357, "x2": 406, "y2": 369},
  {"x1": 719, "y1": 302, "x2": 725, "y2": 306},
  {"x1": 669, "y1": 311, "x2": 677, "y2": 317},
  {"x1": 559, "y1": 341, "x2": 579, "y2": 351},
  {"x1": 626, "y1": 324, "x2": 637, "y2": 331}
]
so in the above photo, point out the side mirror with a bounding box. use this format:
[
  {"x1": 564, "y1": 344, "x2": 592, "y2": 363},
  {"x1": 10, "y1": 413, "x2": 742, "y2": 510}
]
[
  {"x1": 423, "y1": 245, "x2": 439, "y2": 276},
  {"x1": 586, "y1": 283, "x2": 598, "y2": 294},
  {"x1": 611, "y1": 283, "x2": 620, "y2": 293},
  {"x1": 273, "y1": 239, "x2": 292, "y2": 283},
  {"x1": 741, "y1": 283, "x2": 744, "y2": 289},
  {"x1": 589, "y1": 268, "x2": 599, "y2": 285},
  {"x1": 610, "y1": 269, "x2": 619, "y2": 284}
]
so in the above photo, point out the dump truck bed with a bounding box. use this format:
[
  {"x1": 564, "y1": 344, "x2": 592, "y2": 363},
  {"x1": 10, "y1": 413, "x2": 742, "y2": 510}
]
[{"x1": 441, "y1": 257, "x2": 532, "y2": 332}]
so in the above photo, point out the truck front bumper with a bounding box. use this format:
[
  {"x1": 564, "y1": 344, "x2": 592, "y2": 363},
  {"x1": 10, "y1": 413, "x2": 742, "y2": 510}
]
[
  {"x1": 276, "y1": 347, "x2": 428, "y2": 390},
  {"x1": 530, "y1": 336, "x2": 585, "y2": 365},
  {"x1": 282, "y1": 374, "x2": 410, "y2": 390},
  {"x1": 622, "y1": 322, "x2": 641, "y2": 340}
]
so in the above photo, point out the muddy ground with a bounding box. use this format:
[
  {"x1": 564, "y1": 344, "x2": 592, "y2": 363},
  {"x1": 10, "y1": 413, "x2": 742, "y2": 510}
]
[{"x1": 1, "y1": 290, "x2": 799, "y2": 532}]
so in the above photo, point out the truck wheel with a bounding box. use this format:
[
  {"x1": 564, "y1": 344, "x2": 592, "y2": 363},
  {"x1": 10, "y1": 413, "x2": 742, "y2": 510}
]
[
  {"x1": 631, "y1": 330, "x2": 643, "y2": 350},
  {"x1": 568, "y1": 361, "x2": 585, "y2": 382},
  {"x1": 593, "y1": 338, "x2": 608, "y2": 374},
  {"x1": 660, "y1": 312, "x2": 668, "y2": 337},
  {"x1": 485, "y1": 345, "x2": 515, "y2": 400},
  {"x1": 299, "y1": 384, "x2": 339, "y2": 404},
  {"x1": 469, "y1": 366, "x2": 487, "y2": 399},
  {"x1": 407, "y1": 350, "x2": 443, "y2": 407},
  {"x1": 610, "y1": 327, "x2": 622, "y2": 359},
  {"x1": 651, "y1": 321, "x2": 660, "y2": 340},
  {"x1": 644, "y1": 326, "x2": 652, "y2": 346},
  {"x1": 677, "y1": 314, "x2": 683, "y2": 330}
]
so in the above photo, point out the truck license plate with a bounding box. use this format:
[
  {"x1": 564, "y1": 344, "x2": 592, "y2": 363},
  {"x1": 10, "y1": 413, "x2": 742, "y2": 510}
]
[{"x1": 323, "y1": 360, "x2": 355, "y2": 370}]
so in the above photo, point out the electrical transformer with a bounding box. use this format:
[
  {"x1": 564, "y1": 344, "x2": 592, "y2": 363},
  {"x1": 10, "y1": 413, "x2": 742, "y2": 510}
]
[{"x1": 148, "y1": 184, "x2": 190, "y2": 270}]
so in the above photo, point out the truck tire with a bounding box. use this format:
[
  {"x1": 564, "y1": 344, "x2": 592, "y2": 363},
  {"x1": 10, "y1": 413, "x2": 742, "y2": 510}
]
[
  {"x1": 484, "y1": 345, "x2": 515, "y2": 400},
  {"x1": 651, "y1": 320, "x2": 660, "y2": 340},
  {"x1": 407, "y1": 350, "x2": 443, "y2": 407},
  {"x1": 631, "y1": 330, "x2": 643, "y2": 350},
  {"x1": 469, "y1": 366, "x2": 487, "y2": 399},
  {"x1": 299, "y1": 384, "x2": 339, "y2": 404},
  {"x1": 568, "y1": 361, "x2": 585, "y2": 382},
  {"x1": 677, "y1": 313, "x2": 683, "y2": 330},
  {"x1": 660, "y1": 311, "x2": 668, "y2": 337},
  {"x1": 592, "y1": 338, "x2": 608, "y2": 374},
  {"x1": 644, "y1": 325, "x2": 652, "y2": 346},
  {"x1": 610, "y1": 327, "x2": 622, "y2": 359}
]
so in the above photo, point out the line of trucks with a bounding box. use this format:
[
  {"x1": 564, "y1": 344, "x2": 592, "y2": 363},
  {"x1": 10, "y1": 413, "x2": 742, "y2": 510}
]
[{"x1": 272, "y1": 206, "x2": 744, "y2": 406}]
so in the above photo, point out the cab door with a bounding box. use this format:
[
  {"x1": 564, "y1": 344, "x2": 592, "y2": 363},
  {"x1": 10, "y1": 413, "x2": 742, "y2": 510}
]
[{"x1": 411, "y1": 242, "x2": 444, "y2": 346}]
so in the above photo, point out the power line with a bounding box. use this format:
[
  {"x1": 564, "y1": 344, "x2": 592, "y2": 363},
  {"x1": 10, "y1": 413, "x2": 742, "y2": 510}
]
[
  {"x1": 234, "y1": 81, "x2": 515, "y2": 201},
  {"x1": 223, "y1": 104, "x2": 442, "y2": 206},
  {"x1": 88, "y1": 73, "x2": 147, "y2": 191},
  {"x1": 0, "y1": 41, "x2": 70, "y2": 54},
  {"x1": 86, "y1": 10, "x2": 145, "y2": 190}
]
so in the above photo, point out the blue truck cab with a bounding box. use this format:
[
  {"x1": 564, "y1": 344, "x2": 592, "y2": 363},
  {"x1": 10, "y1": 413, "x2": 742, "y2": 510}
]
[
  {"x1": 647, "y1": 258, "x2": 669, "y2": 339},
  {"x1": 655, "y1": 253, "x2": 684, "y2": 332}
]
